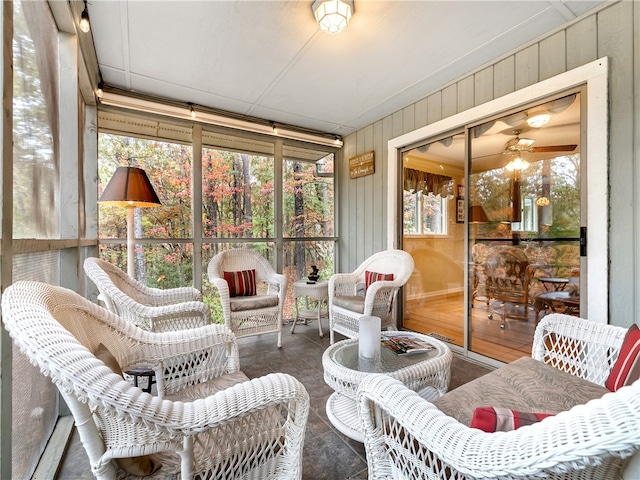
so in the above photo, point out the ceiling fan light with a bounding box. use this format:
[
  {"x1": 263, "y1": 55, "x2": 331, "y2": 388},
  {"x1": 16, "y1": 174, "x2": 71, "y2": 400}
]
[
  {"x1": 536, "y1": 196, "x2": 550, "y2": 207},
  {"x1": 312, "y1": 0, "x2": 353, "y2": 34},
  {"x1": 506, "y1": 156, "x2": 529, "y2": 171},
  {"x1": 527, "y1": 110, "x2": 551, "y2": 128}
]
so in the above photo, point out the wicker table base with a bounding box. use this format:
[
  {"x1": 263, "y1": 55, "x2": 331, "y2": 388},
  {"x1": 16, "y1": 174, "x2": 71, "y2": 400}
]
[{"x1": 323, "y1": 332, "x2": 452, "y2": 442}]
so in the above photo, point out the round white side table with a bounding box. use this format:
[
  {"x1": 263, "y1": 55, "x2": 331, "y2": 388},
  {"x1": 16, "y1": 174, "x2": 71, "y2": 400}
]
[
  {"x1": 291, "y1": 280, "x2": 328, "y2": 337},
  {"x1": 322, "y1": 332, "x2": 452, "y2": 442}
]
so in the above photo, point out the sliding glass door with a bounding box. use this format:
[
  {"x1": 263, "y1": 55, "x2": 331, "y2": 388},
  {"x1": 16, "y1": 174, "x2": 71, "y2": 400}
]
[
  {"x1": 468, "y1": 93, "x2": 582, "y2": 362},
  {"x1": 402, "y1": 92, "x2": 583, "y2": 363},
  {"x1": 402, "y1": 133, "x2": 465, "y2": 347}
]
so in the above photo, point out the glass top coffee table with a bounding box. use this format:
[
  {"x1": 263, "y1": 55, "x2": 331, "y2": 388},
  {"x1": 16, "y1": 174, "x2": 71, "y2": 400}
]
[{"x1": 322, "y1": 331, "x2": 452, "y2": 442}]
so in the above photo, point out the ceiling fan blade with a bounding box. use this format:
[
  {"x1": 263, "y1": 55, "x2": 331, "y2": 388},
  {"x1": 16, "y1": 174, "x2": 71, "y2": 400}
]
[
  {"x1": 531, "y1": 144, "x2": 577, "y2": 153},
  {"x1": 472, "y1": 151, "x2": 507, "y2": 160}
]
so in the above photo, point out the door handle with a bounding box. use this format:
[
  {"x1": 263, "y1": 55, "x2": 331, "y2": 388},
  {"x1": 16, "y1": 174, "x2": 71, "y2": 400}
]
[{"x1": 580, "y1": 226, "x2": 587, "y2": 256}]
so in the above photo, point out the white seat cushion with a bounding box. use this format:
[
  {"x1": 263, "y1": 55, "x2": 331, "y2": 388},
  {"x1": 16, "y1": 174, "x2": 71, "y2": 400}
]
[
  {"x1": 229, "y1": 295, "x2": 279, "y2": 312},
  {"x1": 332, "y1": 295, "x2": 365, "y2": 313}
]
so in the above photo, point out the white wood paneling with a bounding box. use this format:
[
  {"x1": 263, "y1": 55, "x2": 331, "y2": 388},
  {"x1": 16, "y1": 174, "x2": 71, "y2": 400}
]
[
  {"x1": 457, "y1": 76, "x2": 475, "y2": 113},
  {"x1": 339, "y1": 1, "x2": 637, "y2": 326},
  {"x1": 493, "y1": 56, "x2": 516, "y2": 98},
  {"x1": 598, "y1": 1, "x2": 636, "y2": 325},
  {"x1": 515, "y1": 44, "x2": 540, "y2": 90},
  {"x1": 474, "y1": 66, "x2": 494, "y2": 106},
  {"x1": 415, "y1": 97, "x2": 429, "y2": 129},
  {"x1": 539, "y1": 31, "x2": 567, "y2": 81},
  {"x1": 427, "y1": 91, "x2": 443, "y2": 124},
  {"x1": 441, "y1": 85, "x2": 456, "y2": 119},
  {"x1": 566, "y1": 16, "x2": 598, "y2": 69}
]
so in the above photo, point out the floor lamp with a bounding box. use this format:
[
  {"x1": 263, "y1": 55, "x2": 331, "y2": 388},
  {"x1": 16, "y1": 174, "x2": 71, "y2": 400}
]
[{"x1": 99, "y1": 166, "x2": 161, "y2": 278}]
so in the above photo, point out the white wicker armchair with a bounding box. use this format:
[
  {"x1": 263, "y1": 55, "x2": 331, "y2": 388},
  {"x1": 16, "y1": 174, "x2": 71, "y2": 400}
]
[
  {"x1": 328, "y1": 249, "x2": 414, "y2": 344},
  {"x1": 356, "y1": 314, "x2": 640, "y2": 479},
  {"x1": 84, "y1": 257, "x2": 211, "y2": 332},
  {"x1": 207, "y1": 249, "x2": 287, "y2": 348},
  {"x1": 2, "y1": 281, "x2": 309, "y2": 480}
]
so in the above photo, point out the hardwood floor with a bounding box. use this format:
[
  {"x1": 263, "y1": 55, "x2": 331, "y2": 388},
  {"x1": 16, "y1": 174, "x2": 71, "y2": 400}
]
[{"x1": 404, "y1": 293, "x2": 538, "y2": 363}]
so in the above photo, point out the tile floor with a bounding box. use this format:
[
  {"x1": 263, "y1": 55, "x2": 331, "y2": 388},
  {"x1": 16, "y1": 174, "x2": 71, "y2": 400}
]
[{"x1": 57, "y1": 322, "x2": 492, "y2": 479}]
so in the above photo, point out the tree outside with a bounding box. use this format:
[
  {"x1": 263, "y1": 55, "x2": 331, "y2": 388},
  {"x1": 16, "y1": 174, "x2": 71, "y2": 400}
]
[{"x1": 98, "y1": 133, "x2": 335, "y2": 322}]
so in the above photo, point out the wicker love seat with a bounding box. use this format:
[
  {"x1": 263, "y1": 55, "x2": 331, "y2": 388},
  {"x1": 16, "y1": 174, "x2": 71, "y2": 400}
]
[{"x1": 357, "y1": 314, "x2": 640, "y2": 479}]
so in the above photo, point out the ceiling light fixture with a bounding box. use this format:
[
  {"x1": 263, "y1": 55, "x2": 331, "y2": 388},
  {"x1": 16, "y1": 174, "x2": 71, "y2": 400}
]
[
  {"x1": 95, "y1": 81, "x2": 104, "y2": 99},
  {"x1": 536, "y1": 196, "x2": 550, "y2": 207},
  {"x1": 272, "y1": 123, "x2": 279, "y2": 135},
  {"x1": 79, "y1": 1, "x2": 91, "y2": 33},
  {"x1": 189, "y1": 104, "x2": 197, "y2": 119},
  {"x1": 505, "y1": 155, "x2": 529, "y2": 172},
  {"x1": 312, "y1": 0, "x2": 354, "y2": 34},
  {"x1": 526, "y1": 110, "x2": 551, "y2": 128}
]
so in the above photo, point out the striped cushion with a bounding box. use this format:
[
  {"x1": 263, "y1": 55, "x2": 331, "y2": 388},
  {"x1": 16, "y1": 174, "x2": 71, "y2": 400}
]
[
  {"x1": 223, "y1": 269, "x2": 257, "y2": 297},
  {"x1": 471, "y1": 406, "x2": 553, "y2": 432},
  {"x1": 365, "y1": 270, "x2": 394, "y2": 291},
  {"x1": 605, "y1": 323, "x2": 640, "y2": 391}
]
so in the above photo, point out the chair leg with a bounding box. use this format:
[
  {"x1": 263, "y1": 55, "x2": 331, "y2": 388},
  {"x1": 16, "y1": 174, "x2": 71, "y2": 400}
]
[{"x1": 277, "y1": 330, "x2": 282, "y2": 348}]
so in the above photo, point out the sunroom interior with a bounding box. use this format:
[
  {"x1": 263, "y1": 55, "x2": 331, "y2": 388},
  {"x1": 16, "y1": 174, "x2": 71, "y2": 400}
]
[{"x1": 2, "y1": 0, "x2": 639, "y2": 479}]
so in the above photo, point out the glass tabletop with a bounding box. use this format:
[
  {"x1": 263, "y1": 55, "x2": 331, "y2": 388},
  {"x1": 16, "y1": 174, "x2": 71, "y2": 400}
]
[{"x1": 330, "y1": 336, "x2": 440, "y2": 374}]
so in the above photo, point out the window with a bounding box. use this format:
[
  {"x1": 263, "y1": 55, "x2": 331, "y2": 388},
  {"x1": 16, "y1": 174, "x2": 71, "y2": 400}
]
[
  {"x1": 403, "y1": 191, "x2": 448, "y2": 235},
  {"x1": 202, "y1": 141, "x2": 274, "y2": 239},
  {"x1": 97, "y1": 115, "x2": 338, "y2": 322}
]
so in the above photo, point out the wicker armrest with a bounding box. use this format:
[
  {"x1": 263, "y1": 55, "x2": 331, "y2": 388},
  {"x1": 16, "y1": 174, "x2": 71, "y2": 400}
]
[
  {"x1": 329, "y1": 273, "x2": 360, "y2": 297},
  {"x1": 357, "y1": 374, "x2": 640, "y2": 479},
  {"x1": 146, "y1": 285, "x2": 203, "y2": 305},
  {"x1": 98, "y1": 371, "x2": 308, "y2": 436},
  {"x1": 121, "y1": 298, "x2": 212, "y2": 332},
  {"x1": 363, "y1": 280, "x2": 398, "y2": 312}
]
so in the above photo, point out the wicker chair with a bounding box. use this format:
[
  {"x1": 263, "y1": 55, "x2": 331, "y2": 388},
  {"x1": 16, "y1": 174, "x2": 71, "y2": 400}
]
[
  {"x1": 84, "y1": 257, "x2": 211, "y2": 332},
  {"x1": 484, "y1": 247, "x2": 538, "y2": 327},
  {"x1": 207, "y1": 249, "x2": 287, "y2": 348},
  {"x1": 357, "y1": 314, "x2": 640, "y2": 479},
  {"x1": 2, "y1": 281, "x2": 309, "y2": 480},
  {"x1": 328, "y1": 250, "x2": 414, "y2": 344}
]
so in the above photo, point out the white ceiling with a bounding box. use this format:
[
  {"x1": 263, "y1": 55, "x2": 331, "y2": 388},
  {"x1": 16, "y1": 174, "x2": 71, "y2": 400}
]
[{"x1": 87, "y1": 1, "x2": 607, "y2": 137}]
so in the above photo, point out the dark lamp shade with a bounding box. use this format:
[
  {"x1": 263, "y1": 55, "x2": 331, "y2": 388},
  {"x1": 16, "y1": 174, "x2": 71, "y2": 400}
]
[
  {"x1": 99, "y1": 167, "x2": 161, "y2": 207},
  {"x1": 469, "y1": 204, "x2": 489, "y2": 223}
]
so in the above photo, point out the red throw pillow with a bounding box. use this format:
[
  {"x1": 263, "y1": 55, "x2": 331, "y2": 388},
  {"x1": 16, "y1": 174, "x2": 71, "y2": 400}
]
[
  {"x1": 471, "y1": 407, "x2": 553, "y2": 432},
  {"x1": 223, "y1": 269, "x2": 257, "y2": 297},
  {"x1": 605, "y1": 323, "x2": 640, "y2": 392},
  {"x1": 364, "y1": 270, "x2": 394, "y2": 291}
]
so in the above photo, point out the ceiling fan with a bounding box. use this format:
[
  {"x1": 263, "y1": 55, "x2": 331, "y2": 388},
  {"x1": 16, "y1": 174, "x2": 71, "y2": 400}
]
[{"x1": 505, "y1": 130, "x2": 577, "y2": 154}]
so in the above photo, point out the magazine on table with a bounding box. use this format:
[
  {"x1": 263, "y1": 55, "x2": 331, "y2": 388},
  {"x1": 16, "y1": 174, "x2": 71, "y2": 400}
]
[{"x1": 381, "y1": 333, "x2": 434, "y2": 355}]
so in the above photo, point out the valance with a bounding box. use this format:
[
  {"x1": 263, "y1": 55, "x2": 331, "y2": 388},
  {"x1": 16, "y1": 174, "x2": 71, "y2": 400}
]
[{"x1": 404, "y1": 168, "x2": 452, "y2": 197}]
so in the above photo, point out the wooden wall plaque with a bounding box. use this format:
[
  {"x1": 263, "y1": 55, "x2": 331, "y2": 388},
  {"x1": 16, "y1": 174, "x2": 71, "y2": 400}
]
[{"x1": 349, "y1": 151, "x2": 375, "y2": 179}]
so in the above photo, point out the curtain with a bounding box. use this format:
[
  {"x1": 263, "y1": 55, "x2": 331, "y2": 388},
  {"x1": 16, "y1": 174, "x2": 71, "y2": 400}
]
[{"x1": 404, "y1": 168, "x2": 452, "y2": 197}]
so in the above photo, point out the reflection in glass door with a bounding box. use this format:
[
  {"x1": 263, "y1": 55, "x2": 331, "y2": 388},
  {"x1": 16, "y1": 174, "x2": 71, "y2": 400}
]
[
  {"x1": 402, "y1": 134, "x2": 465, "y2": 347},
  {"x1": 400, "y1": 93, "x2": 583, "y2": 364},
  {"x1": 468, "y1": 93, "x2": 582, "y2": 363}
]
